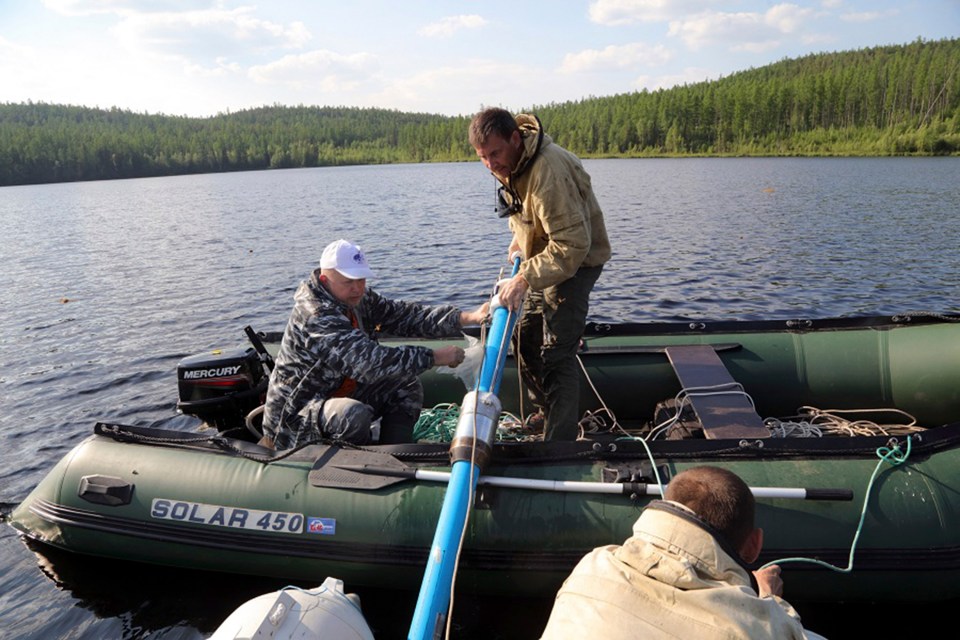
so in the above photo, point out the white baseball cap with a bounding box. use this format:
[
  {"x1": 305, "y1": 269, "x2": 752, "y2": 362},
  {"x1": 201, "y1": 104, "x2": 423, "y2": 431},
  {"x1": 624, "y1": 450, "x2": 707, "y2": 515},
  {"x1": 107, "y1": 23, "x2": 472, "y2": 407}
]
[{"x1": 320, "y1": 239, "x2": 375, "y2": 279}]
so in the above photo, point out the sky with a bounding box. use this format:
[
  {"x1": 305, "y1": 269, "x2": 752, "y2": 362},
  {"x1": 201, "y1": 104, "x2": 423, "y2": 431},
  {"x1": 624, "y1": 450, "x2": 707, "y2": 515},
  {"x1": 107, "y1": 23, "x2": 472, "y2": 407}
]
[{"x1": 0, "y1": 1, "x2": 956, "y2": 118}]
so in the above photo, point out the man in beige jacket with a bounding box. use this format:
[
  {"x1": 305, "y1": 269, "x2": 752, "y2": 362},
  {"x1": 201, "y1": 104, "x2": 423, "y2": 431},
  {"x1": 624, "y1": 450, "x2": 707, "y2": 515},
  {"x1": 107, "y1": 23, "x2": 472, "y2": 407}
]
[
  {"x1": 469, "y1": 108, "x2": 610, "y2": 440},
  {"x1": 540, "y1": 466, "x2": 826, "y2": 639}
]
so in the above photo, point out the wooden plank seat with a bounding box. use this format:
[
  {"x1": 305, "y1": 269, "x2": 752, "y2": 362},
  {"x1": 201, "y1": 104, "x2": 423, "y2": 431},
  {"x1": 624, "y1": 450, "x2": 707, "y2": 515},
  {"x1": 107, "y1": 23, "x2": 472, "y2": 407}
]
[{"x1": 663, "y1": 345, "x2": 769, "y2": 440}]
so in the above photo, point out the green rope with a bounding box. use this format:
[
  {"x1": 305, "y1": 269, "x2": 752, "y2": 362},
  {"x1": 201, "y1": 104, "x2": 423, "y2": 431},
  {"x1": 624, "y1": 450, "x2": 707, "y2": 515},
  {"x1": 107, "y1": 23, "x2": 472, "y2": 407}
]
[
  {"x1": 760, "y1": 435, "x2": 914, "y2": 572},
  {"x1": 412, "y1": 403, "x2": 533, "y2": 443},
  {"x1": 412, "y1": 403, "x2": 462, "y2": 442}
]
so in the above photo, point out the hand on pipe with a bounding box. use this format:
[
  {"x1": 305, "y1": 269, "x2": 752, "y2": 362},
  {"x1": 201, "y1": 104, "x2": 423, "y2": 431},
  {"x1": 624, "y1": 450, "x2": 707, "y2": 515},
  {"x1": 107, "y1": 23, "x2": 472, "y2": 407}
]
[
  {"x1": 497, "y1": 273, "x2": 529, "y2": 311},
  {"x1": 507, "y1": 237, "x2": 521, "y2": 262}
]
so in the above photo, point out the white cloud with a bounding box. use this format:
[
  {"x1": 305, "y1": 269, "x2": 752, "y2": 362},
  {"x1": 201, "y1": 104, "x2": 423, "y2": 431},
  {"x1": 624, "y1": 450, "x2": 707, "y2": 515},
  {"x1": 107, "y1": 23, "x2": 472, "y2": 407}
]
[
  {"x1": 588, "y1": 0, "x2": 721, "y2": 26},
  {"x1": 371, "y1": 60, "x2": 521, "y2": 114},
  {"x1": 367, "y1": 58, "x2": 589, "y2": 116},
  {"x1": 634, "y1": 66, "x2": 718, "y2": 91},
  {"x1": 42, "y1": 0, "x2": 205, "y2": 17},
  {"x1": 184, "y1": 56, "x2": 242, "y2": 78},
  {"x1": 41, "y1": 0, "x2": 131, "y2": 16},
  {"x1": 559, "y1": 43, "x2": 673, "y2": 73},
  {"x1": 417, "y1": 14, "x2": 488, "y2": 38},
  {"x1": 0, "y1": 34, "x2": 31, "y2": 56},
  {"x1": 40, "y1": 3, "x2": 313, "y2": 68},
  {"x1": 731, "y1": 39, "x2": 782, "y2": 53},
  {"x1": 765, "y1": 3, "x2": 813, "y2": 33},
  {"x1": 668, "y1": 11, "x2": 758, "y2": 50},
  {"x1": 801, "y1": 31, "x2": 837, "y2": 46},
  {"x1": 11, "y1": 0, "x2": 950, "y2": 119},
  {"x1": 0, "y1": 26, "x2": 191, "y2": 114},
  {"x1": 841, "y1": 9, "x2": 899, "y2": 23},
  {"x1": 112, "y1": 7, "x2": 311, "y2": 62},
  {"x1": 668, "y1": 4, "x2": 814, "y2": 50},
  {"x1": 248, "y1": 49, "x2": 377, "y2": 92},
  {"x1": 0, "y1": 37, "x2": 40, "y2": 99}
]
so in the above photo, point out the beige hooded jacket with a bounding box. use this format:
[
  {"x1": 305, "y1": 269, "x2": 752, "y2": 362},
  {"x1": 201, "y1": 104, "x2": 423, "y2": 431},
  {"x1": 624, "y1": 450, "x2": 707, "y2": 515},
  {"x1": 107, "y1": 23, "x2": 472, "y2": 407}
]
[
  {"x1": 540, "y1": 501, "x2": 824, "y2": 640},
  {"x1": 501, "y1": 114, "x2": 610, "y2": 290}
]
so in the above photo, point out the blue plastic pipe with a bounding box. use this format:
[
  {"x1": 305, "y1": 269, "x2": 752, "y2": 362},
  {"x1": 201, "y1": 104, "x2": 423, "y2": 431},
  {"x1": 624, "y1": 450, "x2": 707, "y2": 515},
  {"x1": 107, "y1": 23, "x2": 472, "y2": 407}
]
[
  {"x1": 408, "y1": 258, "x2": 521, "y2": 640},
  {"x1": 475, "y1": 260, "x2": 521, "y2": 395}
]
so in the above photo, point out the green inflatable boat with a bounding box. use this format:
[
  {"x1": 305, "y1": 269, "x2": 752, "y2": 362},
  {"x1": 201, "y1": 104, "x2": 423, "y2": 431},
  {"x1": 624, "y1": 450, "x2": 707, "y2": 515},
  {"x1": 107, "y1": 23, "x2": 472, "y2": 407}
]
[{"x1": 10, "y1": 313, "x2": 960, "y2": 602}]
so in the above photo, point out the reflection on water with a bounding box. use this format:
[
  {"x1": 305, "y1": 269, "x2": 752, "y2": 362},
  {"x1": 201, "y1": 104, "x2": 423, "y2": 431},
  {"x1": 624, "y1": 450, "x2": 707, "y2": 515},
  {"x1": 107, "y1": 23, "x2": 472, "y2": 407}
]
[{"x1": 13, "y1": 536, "x2": 550, "y2": 640}]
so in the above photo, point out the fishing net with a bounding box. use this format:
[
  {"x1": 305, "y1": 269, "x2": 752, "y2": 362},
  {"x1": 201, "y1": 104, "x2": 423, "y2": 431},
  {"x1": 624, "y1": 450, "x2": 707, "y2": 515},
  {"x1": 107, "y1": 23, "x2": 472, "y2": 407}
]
[{"x1": 413, "y1": 404, "x2": 540, "y2": 443}]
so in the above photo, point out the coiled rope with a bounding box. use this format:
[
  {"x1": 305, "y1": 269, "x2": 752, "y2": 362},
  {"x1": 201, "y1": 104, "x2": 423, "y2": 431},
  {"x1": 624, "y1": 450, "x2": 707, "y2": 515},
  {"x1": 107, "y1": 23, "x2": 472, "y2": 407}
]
[{"x1": 766, "y1": 406, "x2": 923, "y2": 438}]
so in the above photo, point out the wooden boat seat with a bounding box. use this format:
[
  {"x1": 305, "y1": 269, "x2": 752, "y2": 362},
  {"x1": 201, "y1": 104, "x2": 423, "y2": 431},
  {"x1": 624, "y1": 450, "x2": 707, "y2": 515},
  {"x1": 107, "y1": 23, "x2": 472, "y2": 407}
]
[{"x1": 663, "y1": 345, "x2": 769, "y2": 440}]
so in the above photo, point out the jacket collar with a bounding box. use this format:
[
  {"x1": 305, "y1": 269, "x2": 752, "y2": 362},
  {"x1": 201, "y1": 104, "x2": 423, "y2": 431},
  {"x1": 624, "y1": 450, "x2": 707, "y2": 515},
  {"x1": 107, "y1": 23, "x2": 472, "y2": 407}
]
[{"x1": 634, "y1": 500, "x2": 759, "y2": 592}]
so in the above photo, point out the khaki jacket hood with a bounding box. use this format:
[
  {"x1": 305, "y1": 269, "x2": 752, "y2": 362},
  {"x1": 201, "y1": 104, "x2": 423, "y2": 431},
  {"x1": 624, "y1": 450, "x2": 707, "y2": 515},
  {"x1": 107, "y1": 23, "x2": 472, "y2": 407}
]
[
  {"x1": 499, "y1": 113, "x2": 611, "y2": 290},
  {"x1": 511, "y1": 113, "x2": 545, "y2": 179},
  {"x1": 626, "y1": 501, "x2": 755, "y2": 592}
]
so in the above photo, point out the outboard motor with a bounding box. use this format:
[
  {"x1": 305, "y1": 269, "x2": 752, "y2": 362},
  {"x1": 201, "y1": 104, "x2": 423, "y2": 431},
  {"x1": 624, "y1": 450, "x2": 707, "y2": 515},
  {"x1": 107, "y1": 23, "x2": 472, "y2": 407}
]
[{"x1": 176, "y1": 346, "x2": 268, "y2": 432}]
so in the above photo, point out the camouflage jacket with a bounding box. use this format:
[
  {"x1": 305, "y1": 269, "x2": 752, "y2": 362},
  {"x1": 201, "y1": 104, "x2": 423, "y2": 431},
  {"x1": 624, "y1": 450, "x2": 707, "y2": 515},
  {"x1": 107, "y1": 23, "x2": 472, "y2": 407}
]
[{"x1": 261, "y1": 271, "x2": 463, "y2": 447}]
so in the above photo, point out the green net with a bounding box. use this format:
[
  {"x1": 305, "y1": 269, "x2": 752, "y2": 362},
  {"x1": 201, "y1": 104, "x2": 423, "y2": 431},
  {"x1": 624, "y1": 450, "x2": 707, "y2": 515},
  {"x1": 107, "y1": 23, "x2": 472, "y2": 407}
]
[{"x1": 412, "y1": 403, "x2": 540, "y2": 443}]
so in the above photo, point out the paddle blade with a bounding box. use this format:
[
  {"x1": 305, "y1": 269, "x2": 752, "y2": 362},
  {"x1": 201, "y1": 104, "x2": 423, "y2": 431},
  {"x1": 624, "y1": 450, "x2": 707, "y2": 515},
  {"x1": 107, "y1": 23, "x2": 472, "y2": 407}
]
[{"x1": 308, "y1": 445, "x2": 415, "y2": 491}]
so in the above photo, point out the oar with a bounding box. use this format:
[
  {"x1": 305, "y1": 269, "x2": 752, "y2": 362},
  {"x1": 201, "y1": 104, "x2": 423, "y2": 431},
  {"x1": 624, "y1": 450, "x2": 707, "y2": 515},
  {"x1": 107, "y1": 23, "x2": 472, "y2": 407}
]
[
  {"x1": 329, "y1": 463, "x2": 854, "y2": 501},
  {"x1": 408, "y1": 258, "x2": 522, "y2": 640}
]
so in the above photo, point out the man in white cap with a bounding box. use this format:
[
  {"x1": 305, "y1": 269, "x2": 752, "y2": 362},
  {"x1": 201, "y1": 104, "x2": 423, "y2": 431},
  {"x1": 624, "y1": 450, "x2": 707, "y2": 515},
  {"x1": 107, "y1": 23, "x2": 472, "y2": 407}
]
[{"x1": 261, "y1": 239, "x2": 487, "y2": 450}]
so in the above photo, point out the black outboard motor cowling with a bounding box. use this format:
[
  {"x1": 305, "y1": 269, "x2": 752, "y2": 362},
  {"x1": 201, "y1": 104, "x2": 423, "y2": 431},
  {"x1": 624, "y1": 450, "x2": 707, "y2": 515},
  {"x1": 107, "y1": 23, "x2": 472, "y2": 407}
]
[{"x1": 176, "y1": 347, "x2": 267, "y2": 431}]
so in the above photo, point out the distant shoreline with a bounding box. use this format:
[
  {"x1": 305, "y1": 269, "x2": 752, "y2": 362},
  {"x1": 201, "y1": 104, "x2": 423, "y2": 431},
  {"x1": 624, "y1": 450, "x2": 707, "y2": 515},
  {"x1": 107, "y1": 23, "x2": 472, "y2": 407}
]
[{"x1": 2, "y1": 38, "x2": 958, "y2": 187}]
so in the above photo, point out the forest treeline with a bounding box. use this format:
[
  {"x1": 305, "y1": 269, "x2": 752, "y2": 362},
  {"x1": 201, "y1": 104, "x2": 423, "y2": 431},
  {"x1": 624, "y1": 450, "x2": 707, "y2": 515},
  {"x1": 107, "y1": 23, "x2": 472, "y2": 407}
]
[{"x1": 1, "y1": 37, "x2": 957, "y2": 187}]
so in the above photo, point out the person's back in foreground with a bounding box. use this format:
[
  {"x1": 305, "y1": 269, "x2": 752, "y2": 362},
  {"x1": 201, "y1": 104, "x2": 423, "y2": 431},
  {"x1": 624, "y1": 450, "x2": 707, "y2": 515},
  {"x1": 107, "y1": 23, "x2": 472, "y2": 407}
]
[{"x1": 540, "y1": 466, "x2": 826, "y2": 639}]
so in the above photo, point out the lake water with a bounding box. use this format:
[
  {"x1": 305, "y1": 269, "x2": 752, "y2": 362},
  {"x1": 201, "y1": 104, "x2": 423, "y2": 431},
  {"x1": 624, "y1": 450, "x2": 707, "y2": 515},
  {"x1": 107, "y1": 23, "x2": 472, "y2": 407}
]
[{"x1": 1, "y1": 158, "x2": 958, "y2": 638}]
